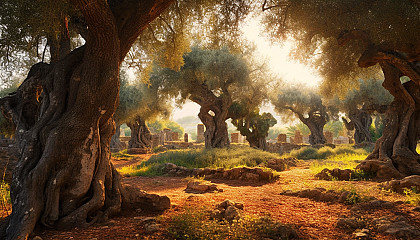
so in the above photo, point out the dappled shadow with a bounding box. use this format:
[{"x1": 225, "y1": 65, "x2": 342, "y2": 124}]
[{"x1": 207, "y1": 178, "x2": 271, "y2": 187}]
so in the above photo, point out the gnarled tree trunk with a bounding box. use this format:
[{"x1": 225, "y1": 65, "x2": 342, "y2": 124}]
[
  {"x1": 342, "y1": 109, "x2": 373, "y2": 144},
  {"x1": 127, "y1": 115, "x2": 152, "y2": 150},
  {"x1": 110, "y1": 123, "x2": 127, "y2": 152},
  {"x1": 351, "y1": 40, "x2": 420, "y2": 180},
  {"x1": 198, "y1": 105, "x2": 230, "y2": 149},
  {"x1": 0, "y1": 1, "x2": 174, "y2": 239},
  {"x1": 299, "y1": 112, "x2": 327, "y2": 146}
]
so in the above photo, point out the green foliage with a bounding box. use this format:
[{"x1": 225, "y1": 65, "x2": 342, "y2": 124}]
[
  {"x1": 404, "y1": 187, "x2": 420, "y2": 206},
  {"x1": 324, "y1": 120, "x2": 343, "y2": 138},
  {"x1": 262, "y1": 0, "x2": 419, "y2": 96},
  {"x1": 0, "y1": 181, "x2": 11, "y2": 216},
  {"x1": 289, "y1": 145, "x2": 368, "y2": 161},
  {"x1": 167, "y1": 208, "x2": 296, "y2": 240},
  {"x1": 111, "y1": 149, "x2": 136, "y2": 161},
  {"x1": 286, "y1": 123, "x2": 310, "y2": 137},
  {"x1": 344, "y1": 188, "x2": 362, "y2": 205},
  {"x1": 147, "y1": 119, "x2": 184, "y2": 136},
  {"x1": 123, "y1": 145, "x2": 281, "y2": 176}
]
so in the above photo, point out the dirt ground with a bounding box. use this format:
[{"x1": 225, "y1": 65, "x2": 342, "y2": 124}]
[{"x1": 2, "y1": 154, "x2": 420, "y2": 239}]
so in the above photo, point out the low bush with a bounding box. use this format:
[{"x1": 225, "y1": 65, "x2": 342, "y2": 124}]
[
  {"x1": 0, "y1": 181, "x2": 11, "y2": 218},
  {"x1": 288, "y1": 145, "x2": 368, "y2": 160},
  {"x1": 404, "y1": 187, "x2": 420, "y2": 206}
]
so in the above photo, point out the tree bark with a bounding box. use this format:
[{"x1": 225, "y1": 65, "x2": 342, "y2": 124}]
[
  {"x1": 198, "y1": 106, "x2": 230, "y2": 149},
  {"x1": 298, "y1": 112, "x2": 327, "y2": 146},
  {"x1": 110, "y1": 123, "x2": 126, "y2": 152},
  {"x1": 342, "y1": 109, "x2": 373, "y2": 144},
  {"x1": 127, "y1": 115, "x2": 152, "y2": 150},
  {"x1": 353, "y1": 43, "x2": 420, "y2": 180},
  {"x1": 0, "y1": 1, "x2": 174, "y2": 239}
]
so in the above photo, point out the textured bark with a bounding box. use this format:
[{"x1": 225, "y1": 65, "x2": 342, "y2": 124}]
[
  {"x1": 127, "y1": 115, "x2": 152, "y2": 149},
  {"x1": 110, "y1": 123, "x2": 126, "y2": 152},
  {"x1": 0, "y1": 1, "x2": 174, "y2": 239},
  {"x1": 342, "y1": 109, "x2": 373, "y2": 144},
  {"x1": 349, "y1": 38, "x2": 420, "y2": 180},
  {"x1": 198, "y1": 106, "x2": 230, "y2": 149},
  {"x1": 297, "y1": 111, "x2": 327, "y2": 146}
]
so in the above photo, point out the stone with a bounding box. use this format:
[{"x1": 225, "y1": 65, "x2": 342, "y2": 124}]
[
  {"x1": 32, "y1": 237, "x2": 43, "y2": 240},
  {"x1": 294, "y1": 131, "x2": 303, "y2": 144},
  {"x1": 324, "y1": 131, "x2": 334, "y2": 144},
  {"x1": 197, "y1": 124, "x2": 205, "y2": 143},
  {"x1": 336, "y1": 217, "x2": 364, "y2": 230},
  {"x1": 184, "y1": 133, "x2": 188, "y2": 142},
  {"x1": 267, "y1": 159, "x2": 287, "y2": 171},
  {"x1": 374, "y1": 217, "x2": 420, "y2": 239},
  {"x1": 144, "y1": 223, "x2": 161, "y2": 233},
  {"x1": 121, "y1": 185, "x2": 170, "y2": 212},
  {"x1": 231, "y1": 132, "x2": 240, "y2": 143},
  {"x1": 352, "y1": 229, "x2": 370, "y2": 240},
  {"x1": 244, "y1": 172, "x2": 260, "y2": 181},
  {"x1": 277, "y1": 134, "x2": 287, "y2": 143},
  {"x1": 224, "y1": 206, "x2": 240, "y2": 222},
  {"x1": 379, "y1": 175, "x2": 420, "y2": 194}
]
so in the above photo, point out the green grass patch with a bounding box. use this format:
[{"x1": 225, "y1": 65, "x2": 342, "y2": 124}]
[
  {"x1": 287, "y1": 145, "x2": 368, "y2": 160},
  {"x1": 309, "y1": 153, "x2": 368, "y2": 174},
  {"x1": 166, "y1": 208, "x2": 296, "y2": 240},
  {"x1": 111, "y1": 149, "x2": 136, "y2": 160},
  {"x1": 123, "y1": 145, "x2": 282, "y2": 177}
]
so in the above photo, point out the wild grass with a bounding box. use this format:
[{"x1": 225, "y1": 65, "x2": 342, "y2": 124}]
[
  {"x1": 309, "y1": 153, "x2": 368, "y2": 174},
  {"x1": 286, "y1": 145, "x2": 368, "y2": 160},
  {"x1": 166, "y1": 207, "x2": 295, "y2": 240},
  {"x1": 0, "y1": 181, "x2": 11, "y2": 217},
  {"x1": 404, "y1": 187, "x2": 420, "y2": 206},
  {"x1": 111, "y1": 149, "x2": 136, "y2": 161},
  {"x1": 120, "y1": 145, "x2": 282, "y2": 177}
]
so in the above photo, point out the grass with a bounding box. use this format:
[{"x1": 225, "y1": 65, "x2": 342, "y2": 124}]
[
  {"x1": 286, "y1": 145, "x2": 368, "y2": 160},
  {"x1": 309, "y1": 153, "x2": 368, "y2": 174},
  {"x1": 119, "y1": 145, "x2": 282, "y2": 177},
  {"x1": 404, "y1": 187, "x2": 420, "y2": 206},
  {"x1": 0, "y1": 181, "x2": 11, "y2": 218},
  {"x1": 111, "y1": 149, "x2": 136, "y2": 161},
  {"x1": 166, "y1": 207, "x2": 296, "y2": 240}
]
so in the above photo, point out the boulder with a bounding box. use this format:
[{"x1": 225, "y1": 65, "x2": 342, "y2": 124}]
[
  {"x1": 121, "y1": 185, "x2": 170, "y2": 212},
  {"x1": 379, "y1": 175, "x2": 420, "y2": 194}
]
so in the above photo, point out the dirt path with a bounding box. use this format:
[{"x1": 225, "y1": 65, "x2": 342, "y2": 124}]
[{"x1": 6, "y1": 155, "x2": 420, "y2": 239}]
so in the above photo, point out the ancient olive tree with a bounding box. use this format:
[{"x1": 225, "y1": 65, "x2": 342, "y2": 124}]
[
  {"x1": 229, "y1": 62, "x2": 278, "y2": 150},
  {"x1": 150, "y1": 47, "x2": 251, "y2": 148},
  {"x1": 262, "y1": 0, "x2": 420, "y2": 179},
  {"x1": 338, "y1": 79, "x2": 393, "y2": 144},
  {"x1": 0, "y1": 1, "x2": 178, "y2": 239},
  {"x1": 272, "y1": 85, "x2": 332, "y2": 145},
  {"x1": 0, "y1": 0, "x2": 255, "y2": 237},
  {"x1": 112, "y1": 71, "x2": 171, "y2": 152}
]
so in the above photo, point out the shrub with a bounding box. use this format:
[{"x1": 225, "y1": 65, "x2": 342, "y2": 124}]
[
  {"x1": 289, "y1": 147, "x2": 319, "y2": 160},
  {"x1": 0, "y1": 181, "x2": 11, "y2": 217},
  {"x1": 404, "y1": 187, "x2": 420, "y2": 206}
]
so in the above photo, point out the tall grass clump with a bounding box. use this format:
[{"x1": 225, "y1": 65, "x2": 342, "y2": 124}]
[
  {"x1": 123, "y1": 145, "x2": 282, "y2": 176},
  {"x1": 288, "y1": 145, "x2": 368, "y2": 160},
  {"x1": 0, "y1": 181, "x2": 11, "y2": 217}
]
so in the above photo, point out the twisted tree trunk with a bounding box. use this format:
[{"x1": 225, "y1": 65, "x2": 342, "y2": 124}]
[
  {"x1": 349, "y1": 38, "x2": 420, "y2": 180},
  {"x1": 127, "y1": 115, "x2": 152, "y2": 149},
  {"x1": 298, "y1": 112, "x2": 327, "y2": 146},
  {"x1": 110, "y1": 123, "x2": 126, "y2": 152},
  {"x1": 198, "y1": 106, "x2": 230, "y2": 149},
  {"x1": 0, "y1": 1, "x2": 174, "y2": 239},
  {"x1": 342, "y1": 109, "x2": 373, "y2": 144}
]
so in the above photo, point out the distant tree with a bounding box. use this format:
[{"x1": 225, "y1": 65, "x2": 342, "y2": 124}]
[
  {"x1": 0, "y1": 81, "x2": 20, "y2": 137},
  {"x1": 324, "y1": 120, "x2": 343, "y2": 138},
  {"x1": 337, "y1": 79, "x2": 393, "y2": 144},
  {"x1": 150, "y1": 47, "x2": 251, "y2": 148},
  {"x1": 147, "y1": 120, "x2": 184, "y2": 136},
  {"x1": 272, "y1": 85, "x2": 335, "y2": 145}
]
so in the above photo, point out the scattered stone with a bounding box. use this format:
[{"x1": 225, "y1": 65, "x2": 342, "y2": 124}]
[
  {"x1": 266, "y1": 158, "x2": 297, "y2": 171},
  {"x1": 352, "y1": 229, "x2": 370, "y2": 240},
  {"x1": 32, "y1": 236, "x2": 43, "y2": 240},
  {"x1": 315, "y1": 168, "x2": 354, "y2": 181},
  {"x1": 336, "y1": 217, "x2": 364, "y2": 230},
  {"x1": 281, "y1": 188, "x2": 352, "y2": 204},
  {"x1": 356, "y1": 159, "x2": 404, "y2": 181},
  {"x1": 373, "y1": 217, "x2": 420, "y2": 239},
  {"x1": 185, "y1": 180, "x2": 221, "y2": 193},
  {"x1": 379, "y1": 175, "x2": 420, "y2": 194},
  {"x1": 211, "y1": 200, "x2": 243, "y2": 222},
  {"x1": 121, "y1": 185, "x2": 170, "y2": 212},
  {"x1": 161, "y1": 163, "x2": 276, "y2": 182},
  {"x1": 144, "y1": 223, "x2": 161, "y2": 233}
]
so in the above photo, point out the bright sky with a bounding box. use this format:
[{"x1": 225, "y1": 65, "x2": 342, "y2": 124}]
[{"x1": 173, "y1": 17, "x2": 322, "y2": 124}]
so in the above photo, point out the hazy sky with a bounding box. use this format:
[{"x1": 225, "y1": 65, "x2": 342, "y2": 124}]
[{"x1": 173, "y1": 17, "x2": 321, "y2": 125}]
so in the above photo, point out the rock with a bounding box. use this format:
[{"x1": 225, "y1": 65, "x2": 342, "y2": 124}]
[
  {"x1": 144, "y1": 223, "x2": 161, "y2": 233},
  {"x1": 210, "y1": 209, "x2": 224, "y2": 221},
  {"x1": 185, "y1": 180, "x2": 220, "y2": 193},
  {"x1": 121, "y1": 185, "x2": 170, "y2": 211},
  {"x1": 224, "y1": 205, "x2": 240, "y2": 221},
  {"x1": 138, "y1": 217, "x2": 156, "y2": 225},
  {"x1": 379, "y1": 175, "x2": 420, "y2": 194},
  {"x1": 374, "y1": 217, "x2": 420, "y2": 239},
  {"x1": 356, "y1": 159, "x2": 405, "y2": 181},
  {"x1": 315, "y1": 168, "x2": 354, "y2": 181},
  {"x1": 32, "y1": 237, "x2": 43, "y2": 240},
  {"x1": 267, "y1": 159, "x2": 287, "y2": 171},
  {"x1": 352, "y1": 229, "x2": 370, "y2": 240},
  {"x1": 336, "y1": 217, "x2": 364, "y2": 230},
  {"x1": 244, "y1": 172, "x2": 260, "y2": 181}
]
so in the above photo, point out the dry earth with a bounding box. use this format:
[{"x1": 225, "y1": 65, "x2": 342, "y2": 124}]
[{"x1": 2, "y1": 154, "x2": 420, "y2": 240}]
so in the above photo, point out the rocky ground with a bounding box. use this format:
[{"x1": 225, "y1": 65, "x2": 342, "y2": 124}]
[{"x1": 2, "y1": 154, "x2": 420, "y2": 240}]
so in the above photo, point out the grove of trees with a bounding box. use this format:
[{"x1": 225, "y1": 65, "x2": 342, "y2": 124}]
[{"x1": 0, "y1": 0, "x2": 418, "y2": 239}]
